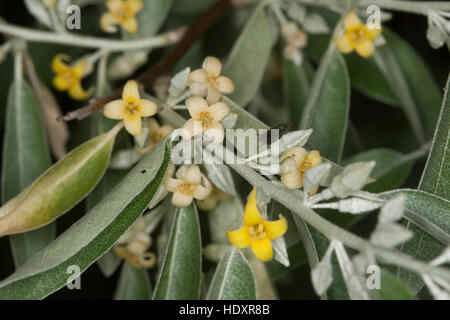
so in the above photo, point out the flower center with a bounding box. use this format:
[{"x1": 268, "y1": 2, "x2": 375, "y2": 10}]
[
  {"x1": 199, "y1": 111, "x2": 214, "y2": 128},
  {"x1": 178, "y1": 182, "x2": 197, "y2": 196},
  {"x1": 350, "y1": 28, "x2": 368, "y2": 45},
  {"x1": 114, "y1": 5, "x2": 131, "y2": 21},
  {"x1": 249, "y1": 224, "x2": 266, "y2": 241},
  {"x1": 298, "y1": 159, "x2": 313, "y2": 178},
  {"x1": 125, "y1": 102, "x2": 139, "y2": 115},
  {"x1": 62, "y1": 71, "x2": 76, "y2": 85}
]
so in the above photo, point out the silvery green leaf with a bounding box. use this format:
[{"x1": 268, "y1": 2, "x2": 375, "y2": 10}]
[
  {"x1": 333, "y1": 242, "x2": 369, "y2": 300},
  {"x1": 379, "y1": 195, "x2": 405, "y2": 223},
  {"x1": 209, "y1": 198, "x2": 243, "y2": 244},
  {"x1": 203, "y1": 163, "x2": 237, "y2": 196},
  {"x1": 206, "y1": 248, "x2": 256, "y2": 300},
  {"x1": 221, "y1": 112, "x2": 238, "y2": 129},
  {"x1": 431, "y1": 247, "x2": 450, "y2": 266},
  {"x1": 370, "y1": 222, "x2": 413, "y2": 248},
  {"x1": 330, "y1": 161, "x2": 375, "y2": 198},
  {"x1": 313, "y1": 198, "x2": 382, "y2": 214},
  {"x1": 109, "y1": 148, "x2": 143, "y2": 170},
  {"x1": 426, "y1": 26, "x2": 446, "y2": 49},
  {"x1": 272, "y1": 237, "x2": 290, "y2": 267},
  {"x1": 303, "y1": 13, "x2": 330, "y2": 34},
  {"x1": 203, "y1": 244, "x2": 231, "y2": 262},
  {"x1": 303, "y1": 163, "x2": 331, "y2": 193},
  {"x1": 284, "y1": 2, "x2": 307, "y2": 24},
  {"x1": 24, "y1": 0, "x2": 52, "y2": 28},
  {"x1": 114, "y1": 262, "x2": 152, "y2": 300},
  {"x1": 278, "y1": 129, "x2": 313, "y2": 155},
  {"x1": 143, "y1": 205, "x2": 166, "y2": 234},
  {"x1": 169, "y1": 67, "x2": 191, "y2": 98},
  {"x1": 311, "y1": 242, "x2": 334, "y2": 296},
  {"x1": 422, "y1": 275, "x2": 450, "y2": 300},
  {"x1": 97, "y1": 251, "x2": 122, "y2": 278}
]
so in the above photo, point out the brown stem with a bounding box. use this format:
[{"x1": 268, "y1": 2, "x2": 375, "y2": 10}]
[{"x1": 59, "y1": 0, "x2": 233, "y2": 122}]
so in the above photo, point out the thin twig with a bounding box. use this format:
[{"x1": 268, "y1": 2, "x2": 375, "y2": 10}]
[{"x1": 59, "y1": 0, "x2": 233, "y2": 122}]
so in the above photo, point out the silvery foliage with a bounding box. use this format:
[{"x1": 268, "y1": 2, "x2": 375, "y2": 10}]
[
  {"x1": 426, "y1": 11, "x2": 450, "y2": 49},
  {"x1": 330, "y1": 161, "x2": 375, "y2": 199},
  {"x1": 168, "y1": 67, "x2": 191, "y2": 98},
  {"x1": 24, "y1": 0, "x2": 71, "y2": 29},
  {"x1": 370, "y1": 195, "x2": 413, "y2": 248},
  {"x1": 303, "y1": 163, "x2": 331, "y2": 195},
  {"x1": 311, "y1": 197, "x2": 382, "y2": 214},
  {"x1": 421, "y1": 247, "x2": 450, "y2": 300},
  {"x1": 282, "y1": 2, "x2": 330, "y2": 34},
  {"x1": 109, "y1": 148, "x2": 142, "y2": 170},
  {"x1": 203, "y1": 243, "x2": 232, "y2": 262},
  {"x1": 311, "y1": 241, "x2": 335, "y2": 296}
]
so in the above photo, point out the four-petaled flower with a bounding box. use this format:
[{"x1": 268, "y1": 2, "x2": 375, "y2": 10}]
[
  {"x1": 103, "y1": 80, "x2": 158, "y2": 136},
  {"x1": 189, "y1": 56, "x2": 235, "y2": 104},
  {"x1": 52, "y1": 54, "x2": 92, "y2": 101},
  {"x1": 335, "y1": 11, "x2": 382, "y2": 58},
  {"x1": 114, "y1": 217, "x2": 156, "y2": 269},
  {"x1": 228, "y1": 189, "x2": 287, "y2": 262},
  {"x1": 136, "y1": 117, "x2": 174, "y2": 154},
  {"x1": 163, "y1": 164, "x2": 213, "y2": 207},
  {"x1": 183, "y1": 96, "x2": 230, "y2": 144},
  {"x1": 100, "y1": 0, "x2": 143, "y2": 34},
  {"x1": 280, "y1": 147, "x2": 322, "y2": 195}
]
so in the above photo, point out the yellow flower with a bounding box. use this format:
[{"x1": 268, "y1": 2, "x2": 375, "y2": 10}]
[
  {"x1": 43, "y1": 0, "x2": 57, "y2": 8},
  {"x1": 197, "y1": 186, "x2": 231, "y2": 211},
  {"x1": 280, "y1": 147, "x2": 322, "y2": 195},
  {"x1": 228, "y1": 189, "x2": 287, "y2": 262},
  {"x1": 100, "y1": 0, "x2": 143, "y2": 34},
  {"x1": 335, "y1": 11, "x2": 382, "y2": 58},
  {"x1": 163, "y1": 164, "x2": 213, "y2": 207},
  {"x1": 103, "y1": 80, "x2": 158, "y2": 136},
  {"x1": 114, "y1": 217, "x2": 156, "y2": 269},
  {"x1": 136, "y1": 118, "x2": 174, "y2": 154},
  {"x1": 52, "y1": 54, "x2": 92, "y2": 101},
  {"x1": 183, "y1": 96, "x2": 230, "y2": 144},
  {"x1": 189, "y1": 56, "x2": 235, "y2": 104}
]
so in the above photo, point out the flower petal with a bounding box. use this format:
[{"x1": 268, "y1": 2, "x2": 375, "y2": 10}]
[
  {"x1": 127, "y1": 0, "x2": 143, "y2": 14},
  {"x1": 104, "y1": 100, "x2": 127, "y2": 119},
  {"x1": 163, "y1": 176, "x2": 181, "y2": 192},
  {"x1": 208, "y1": 102, "x2": 230, "y2": 123},
  {"x1": 106, "y1": 0, "x2": 123, "y2": 12},
  {"x1": 68, "y1": 82, "x2": 92, "y2": 100},
  {"x1": 307, "y1": 150, "x2": 322, "y2": 167},
  {"x1": 52, "y1": 75, "x2": 70, "y2": 91},
  {"x1": 214, "y1": 76, "x2": 234, "y2": 94},
  {"x1": 281, "y1": 170, "x2": 303, "y2": 189},
  {"x1": 124, "y1": 113, "x2": 142, "y2": 136},
  {"x1": 263, "y1": 216, "x2": 288, "y2": 240},
  {"x1": 204, "y1": 123, "x2": 224, "y2": 144},
  {"x1": 335, "y1": 34, "x2": 354, "y2": 54},
  {"x1": 147, "y1": 117, "x2": 160, "y2": 131},
  {"x1": 355, "y1": 40, "x2": 375, "y2": 58},
  {"x1": 122, "y1": 80, "x2": 140, "y2": 103},
  {"x1": 138, "y1": 99, "x2": 157, "y2": 117},
  {"x1": 184, "y1": 165, "x2": 202, "y2": 185},
  {"x1": 100, "y1": 12, "x2": 119, "y2": 33},
  {"x1": 243, "y1": 189, "x2": 264, "y2": 226},
  {"x1": 122, "y1": 16, "x2": 138, "y2": 34},
  {"x1": 172, "y1": 192, "x2": 193, "y2": 207},
  {"x1": 196, "y1": 196, "x2": 218, "y2": 211},
  {"x1": 228, "y1": 226, "x2": 251, "y2": 249},
  {"x1": 193, "y1": 185, "x2": 212, "y2": 200},
  {"x1": 344, "y1": 11, "x2": 363, "y2": 32},
  {"x1": 186, "y1": 96, "x2": 208, "y2": 119},
  {"x1": 182, "y1": 118, "x2": 199, "y2": 139},
  {"x1": 364, "y1": 25, "x2": 382, "y2": 40},
  {"x1": 250, "y1": 237, "x2": 273, "y2": 262},
  {"x1": 72, "y1": 60, "x2": 87, "y2": 79},
  {"x1": 52, "y1": 54, "x2": 70, "y2": 73},
  {"x1": 203, "y1": 56, "x2": 222, "y2": 78},
  {"x1": 280, "y1": 147, "x2": 307, "y2": 164},
  {"x1": 206, "y1": 86, "x2": 221, "y2": 105},
  {"x1": 159, "y1": 125, "x2": 174, "y2": 137},
  {"x1": 189, "y1": 69, "x2": 207, "y2": 84}
]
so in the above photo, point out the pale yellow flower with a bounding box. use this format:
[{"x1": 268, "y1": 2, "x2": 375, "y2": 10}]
[
  {"x1": 280, "y1": 147, "x2": 322, "y2": 195},
  {"x1": 100, "y1": 0, "x2": 144, "y2": 34},
  {"x1": 52, "y1": 54, "x2": 92, "y2": 101},
  {"x1": 196, "y1": 186, "x2": 231, "y2": 211},
  {"x1": 163, "y1": 164, "x2": 213, "y2": 207},
  {"x1": 43, "y1": 0, "x2": 57, "y2": 8},
  {"x1": 183, "y1": 96, "x2": 230, "y2": 144},
  {"x1": 114, "y1": 217, "x2": 156, "y2": 269},
  {"x1": 136, "y1": 118, "x2": 174, "y2": 154},
  {"x1": 189, "y1": 56, "x2": 235, "y2": 104},
  {"x1": 227, "y1": 189, "x2": 287, "y2": 262},
  {"x1": 335, "y1": 11, "x2": 382, "y2": 58},
  {"x1": 103, "y1": 80, "x2": 158, "y2": 136}
]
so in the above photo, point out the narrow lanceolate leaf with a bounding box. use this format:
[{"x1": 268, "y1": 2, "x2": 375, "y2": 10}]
[
  {"x1": 419, "y1": 75, "x2": 450, "y2": 200},
  {"x1": 282, "y1": 58, "x2": 313, "y2": 128},
  {"x1": 381, "y1": 189, "x2": 450, "y2": 294},
  {"x1": 378, "y1": 269, "x2": 415, "y2": 300},
  {"x1": 114, "y1": 263, "x2": 152, "y2": 300},
  {"x1": 1, "y1": 81, "x2": 53, "y2": 267},
  {"x1": 343, "y1": 148, "x2": 413, "y2": 193},
  {"x1": 139, "y1": 0, "x2": 174, "y2": 36},
  {"x1": 0, "y1": 123, "x2": 123, "y2": 237},
  {"x1": 153, "y1": 203, "x2": 202, "y2": 300},
  {"x1": 206, "y1": 248, "x2": 256, "y2": 300},
  {"x1": 300, "y1": 45, "x2": 350, "y2": 163},
  {"x1": 0, "y1": 140, "x2": 171, "y2": 299},
  {"x1": 224, "y1": 4, "x2": 275, "y2": 106}
]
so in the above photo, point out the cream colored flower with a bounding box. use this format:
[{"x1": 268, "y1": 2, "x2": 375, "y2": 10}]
[
  {"x1": 100, "y1": 0, "x2": 144, "y2": 34},
  {"x1": 196, "y1": 186, "x2": 231, "y2": 211},
  {"x1": 103, "y1": 80, "x2": 158, "y2": 136},
  {"x1": 163, "y1": 164, "x2": 213, "y2": 207},
  {"x1": 113, "y1": 217, "x2": 156, "y2": 269},
  {"x1": 281, "y1": 23, "x2": 307, "y2": 66},
  {"x1": 335, "y1": 11, "x2": 382, "y2": 58},
  {"x1": 43, "y1": 0, "x2": 57, "y2": 8},
  {"x1": 183, "y1": 96, "x2": 230, "y2": 144},
  {"x1": 189, "y1": 56, "x2": 235, "y2": 104},
  {"x1": 136, "y1": 118, "x2": 174, "y2": 154},
  {"x1": 280, "y1": 147, "x2": 322, "y2": 195}
]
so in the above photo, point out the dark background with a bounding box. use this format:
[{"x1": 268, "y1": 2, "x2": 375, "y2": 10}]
[{"x1": 0, "y1": 0, "x2": 448, "y2": 300}]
